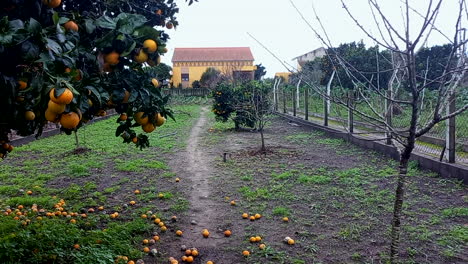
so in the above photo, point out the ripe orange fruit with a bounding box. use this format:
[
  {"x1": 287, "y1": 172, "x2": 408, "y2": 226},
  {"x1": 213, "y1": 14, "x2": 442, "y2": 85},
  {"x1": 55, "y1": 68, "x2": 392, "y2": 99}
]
[
  {"x1": 47, "y1": 100, "x2": 66, "y2": 114},
  {"x1": 132, "y1": 137, "x2": 138, "y2": 143},
  {"x1": 288, "y1": 239, "x2": 295, "y2": 245},
  {"x1": 45, "y1": 109, "x2": 59, "y2": 123},
  {"x1": 64, "y1": 21, "x2": 78, "y2": 31},
  {"x1": 160, "y1": 226, "x2": 167, "y2": 232},
  {"x1": 24, "y1": 111, "x2": 35, "y2": 121},
  {"x1": 249, "y1": 237, "x2": 256, "y2": 243},
  {"x1": 166, "y1": 22, "x2": 173, "y2": 29},
  {"x1": 153, "y1": 235, "x2": 160, "y2": 241},
  {"x1": 242, "y1": 213, "x2": 248, "y2": 219},
  {"x1": 186, "y1": 256, "x2": 194, "y2": 263},
  {"x1": 142, "y1": 123, "x2": 156, "y2": 133},
  {"x1": 185, "y1": 249, "x2": 192, "y2": 256},
  {"x1": 18, "y1": 80, "x2": 27, "y2": 90},
  {"x1": 175, "y1": 178, "x2": 180, "y2": 182},
  {"x1": 134, "y1": 49, "x2": 148, "y2": 63},
  {"x1": 73, "y1": 244, "x2": 80, "y2": 250},
  {"x1": 60, "y1": 112, "x2": 80, "y2": 129},
  {"x1": 158, "y1": 193, "x2": 164, "y2": 199},
  {"x1": 141, "y1": 214, "x2": 147, "y2": 219},
  {"x1": 191, "y1": 249, "x2": 199, "y2": 256},
  {"x1": 151, "y1": 78, "x2": 159, "y2": 87},
  {"x1": 104, "y1": 51, "x2": 120, "y2": 65},
  {"x1": 26, "y1": 190, "x2": 32, "y2": 195},
  {"x1": 98, "y1": 206, "x2": 104, "y2": 211},
  {"x1": 42, "y1": 0, "x2": 61, "y2": 8},
  {"x1": 255, "y1": 236, "x2": 262, "y2": 242},
  {"x1": 143, "y1": 39, "x2": 157, "y2": 53},
  {"x1": 143, "y1": 247, "x2": 150, "y2": 253},
  {"x1": 230, "y1": 200, "x2": 236, "y2": 206},
  {"x1": 120, "y1": 113, "x2": 128, "y2": 121},
  {"x1": 154, "y1": 113, "x2": 166, "y2": 127},
  {"x1": 202, "y1": 229, "x2": 210, "y2": 238},
  {"x1": 242, "y1": 250, "x2": 250, "y2": 257},
  {"x1": 122, "y1": 90, "x2": 130, "y2": 103},
  {"x1": 249, "y1": 216, "x2": 255, "y2": 221},
  {"x1": 154, "y1": 218, "x2": 161, "y2": 224},
  {"x1": 175, "y1": 230, "x2": 183, "y2": 236},
  {"x1": 50, "y1": 88, "x2": 73, "y2": 104},
  {"x1": 134, "y1": 189, "x2": 140, "y2": 194},
  {"x1": 259, "y1": 243, "x2": 266, "y2": 250},
  {"x1": 158, "y1": 222, "x2": 165, "y2": 227},
  {"x1": 134, "y1": 112, "x2": 148, "y2": 125},
  {"x1": 128, "y1": 261, "x2": 135, "y2": 264},
  {"x1": 255, "y1": 213, "x2": 261, "y2": 219},
  {"x1": 282, "y1": 217, "x2": 289, "y2": 222},
  {"x1": 207, "y1": 261, "x2": 214, "y2": 264},
  {"x1": 70, "y1": 219, "x2": 76, "y2": 224},
  {"x1": 224, "y1": 230, "x2": 231, "y2": 237},
  {"x1": 129, "y1": 201, "x2": 136, "y2": 205},
  {"x1": 181, "y1": 256, "x2": 188, "y2": 262},
  {"x1": 142, "y1": 239, "x2": 149, "y2": 244}
]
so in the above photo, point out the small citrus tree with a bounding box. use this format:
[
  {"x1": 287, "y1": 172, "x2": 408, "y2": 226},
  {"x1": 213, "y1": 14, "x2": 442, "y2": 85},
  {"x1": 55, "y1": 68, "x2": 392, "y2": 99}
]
[{"x1": 0, "y1": 0, "x2": 196, "y2": 158}]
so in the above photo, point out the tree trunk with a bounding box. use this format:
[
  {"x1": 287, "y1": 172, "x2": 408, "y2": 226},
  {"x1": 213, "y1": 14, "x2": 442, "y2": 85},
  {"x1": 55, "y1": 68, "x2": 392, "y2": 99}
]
[
  {"x1": 390, "y1": 156, "x2": 409, "y2": 262},
  {"x1": 260, "y1": 127, "x2": 265, "y2": 153}
]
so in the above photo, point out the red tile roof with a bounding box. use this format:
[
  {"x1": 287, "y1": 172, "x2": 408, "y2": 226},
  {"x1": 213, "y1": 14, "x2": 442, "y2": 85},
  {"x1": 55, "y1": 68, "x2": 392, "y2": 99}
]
[{"x1": 172, "y1": 47, "x2": 254, "y2": 62}]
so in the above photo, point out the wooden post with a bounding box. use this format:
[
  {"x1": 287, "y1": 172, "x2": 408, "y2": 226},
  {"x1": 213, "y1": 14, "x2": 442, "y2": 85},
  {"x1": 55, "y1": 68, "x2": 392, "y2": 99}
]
[
  {"x1": 293, "y1": 90, "x2": 296, "y2": 117},
  {"x1": 348, "y1": 90, "x2": 354, "y2": 133},
  {"x1": 304, "y1": 88, "x2": 309, "y2": 121},
  {"x1": 283, "y1": 89, "x2": 286, "y2": 114},
  {"x1": 446, "y1": 92, "x2": 456, "y2": 163}
]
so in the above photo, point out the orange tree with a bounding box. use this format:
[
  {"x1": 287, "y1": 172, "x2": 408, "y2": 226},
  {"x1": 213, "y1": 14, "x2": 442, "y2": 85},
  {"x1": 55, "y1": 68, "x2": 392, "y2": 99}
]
[{"x1": 0, "y1": 0, "x2": 197, "y2": 157}]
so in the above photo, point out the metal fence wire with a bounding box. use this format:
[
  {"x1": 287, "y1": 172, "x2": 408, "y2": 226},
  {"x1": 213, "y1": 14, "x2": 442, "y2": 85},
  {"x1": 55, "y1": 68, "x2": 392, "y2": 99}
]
[{"x1": 276, "y1": 85, "x2": 468, "y2": 166}]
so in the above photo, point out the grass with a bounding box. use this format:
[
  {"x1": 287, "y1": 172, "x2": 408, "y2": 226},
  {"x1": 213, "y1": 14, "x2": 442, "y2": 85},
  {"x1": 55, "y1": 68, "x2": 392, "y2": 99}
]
[{"x1": 0, "y1": 104, "x2": 201, "y2": 263}]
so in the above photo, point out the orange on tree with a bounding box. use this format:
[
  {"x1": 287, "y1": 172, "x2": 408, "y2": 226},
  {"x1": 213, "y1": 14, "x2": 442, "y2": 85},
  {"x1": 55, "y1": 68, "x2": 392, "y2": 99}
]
[
  {"x1": 104, "y1": 51, "x2": 120, "y2": 65},
  {"x1": 18, "y1": 80, "x2": 27, "y2": 90},
  {"x1": 155, "y1": 113, "x2": 166, "y2": 126},
  {"x1": 60, "y1": 112, "x2": 80, "y2": 129},
  {"x1": 134, "y1": 112, "x2": 148, "y2": 125},
  {"x1": 47, "y1": 100, "x2": 66, "y2": 114},
  {"x1": 49, "y1": 88, "x2": 73, "y2": 105},
  {"x1": 134, "y1": 49, "x2": 148, "y2": 63},
  {"x1": 151, "y1": 78, "x2": 159, "y2": 87},
  {"x1": 42, "y1": 0, "x2": 61, "y2": 8},
  {"x1": 24, "y1": 111, "x2": 35, "y2": 121},
  {"x1": 64, "y1": 21, "x2": 79, "y2": 32},
  {"x1": 166, "y1": 22, "x2": 174, "y2": 29},
  {"x1": 143, "y1": 39, "x2": 158, "y2": 53},
  {"x1": 142, "y1": 123, "x2": 156, "y2": 133},
  {"x1": 45, "y1": 109, "x2": 59, "y2": 122},
  {"x1": 120, "y1": 113, "x2": 128, "y2": 121}
]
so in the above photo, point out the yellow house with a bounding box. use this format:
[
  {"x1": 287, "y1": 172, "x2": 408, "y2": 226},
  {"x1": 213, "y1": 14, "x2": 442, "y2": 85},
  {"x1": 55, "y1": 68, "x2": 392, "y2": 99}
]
[
  {"x1": 275, "y1": 72, "x2": 291, "y2": 83},
  {"x1": 171, "y1": 47, "x2": 256, "y2": 88}
]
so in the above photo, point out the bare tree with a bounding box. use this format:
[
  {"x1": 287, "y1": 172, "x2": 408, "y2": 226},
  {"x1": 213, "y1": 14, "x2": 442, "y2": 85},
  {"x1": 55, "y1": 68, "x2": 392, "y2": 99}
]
[{"x1": 287, "y1": 0, "x2": 468, "y2": 262}]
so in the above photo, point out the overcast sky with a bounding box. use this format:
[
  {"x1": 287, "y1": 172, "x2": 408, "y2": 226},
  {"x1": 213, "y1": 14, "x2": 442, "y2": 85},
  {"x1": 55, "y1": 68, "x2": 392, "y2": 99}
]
[{"x1": 162, "y1": 0, "x2": 464, "y2": 78}]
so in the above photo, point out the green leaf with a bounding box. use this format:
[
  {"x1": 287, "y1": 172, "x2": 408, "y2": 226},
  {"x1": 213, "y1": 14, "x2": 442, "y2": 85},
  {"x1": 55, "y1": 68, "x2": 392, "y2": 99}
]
[
  {"x1": 46, "y1": 38, "x2": 62, "y2": 54},
  {"x1": 52, "y1": 12, "x2": 59, "y2": 25},
  {"x1": 120, "y1": 41, "x2": 136, "y2": 57},
  {"x1": 58, "y1": 17, "x2": 69, "y2": 24},
  {"x1": 133, "y1": 26, "x2": 160, "y2": 40},
  {"x1": 116, "y1": 13, "x2": 147, "y2": 34},
  {"x1": 27, "y1": 18, "x2": 41, "y2": 34},
  {"x1": 9, "y1": 20, "x2": 24, "y2": 31},
  {"x1": 85, "y1": 86, "x2": 102, "y2": 104},
  {"x1": 84, "y1": 19, "x2": 96, "y2": 34},
  {"x1": 21, "y1": 41, "x2": 40, "y2": 61},
  {"x1": 95, "y1": 15, "x2": 116, "y2": 30}
]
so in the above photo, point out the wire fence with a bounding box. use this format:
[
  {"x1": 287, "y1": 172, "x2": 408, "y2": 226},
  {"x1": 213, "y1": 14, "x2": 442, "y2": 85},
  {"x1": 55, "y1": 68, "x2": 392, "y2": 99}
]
[{"x1": 277, "y1": 86, "x2": 468, "y2": 165}]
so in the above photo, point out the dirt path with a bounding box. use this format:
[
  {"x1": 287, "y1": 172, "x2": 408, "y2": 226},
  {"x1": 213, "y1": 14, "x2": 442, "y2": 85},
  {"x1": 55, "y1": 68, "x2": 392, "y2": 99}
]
[{"x1": 180, "y1": 106, "x2": 221, "y2": 249}]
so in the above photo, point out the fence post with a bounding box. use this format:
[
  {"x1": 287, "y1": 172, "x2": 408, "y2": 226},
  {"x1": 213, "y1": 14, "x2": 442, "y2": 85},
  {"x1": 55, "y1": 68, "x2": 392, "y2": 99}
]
[
  {"x1": 275, "y1": 86, "x2": 279, "y2": 112},
  {"x1": 293, "y1": 90, "x2": 297, "y2": 117},
  {"x1": 446, "y1": 92, "x2": 456, "y2": 163},
  {"x1": 283, "y1": 89, "x2": 286, "y2": 114},
  {"x1": 386, "y1": 89, "x2": 393, "y2": 145},
  {"x1": 323, "y1": 94, "x2": 329, "y2": 126},
  {"x1": 304, "y1": 88, "x2": 309, "y2": 121},
  {"x1": 348, "y1": 90, "x2": 354, "y2": 133}
]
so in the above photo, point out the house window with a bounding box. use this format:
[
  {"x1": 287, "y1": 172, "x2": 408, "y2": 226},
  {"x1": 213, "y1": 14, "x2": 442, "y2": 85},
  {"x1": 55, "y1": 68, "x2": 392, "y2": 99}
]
[{"x1": 181, "y1": 73, "x2": 189, "y2": 81}]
